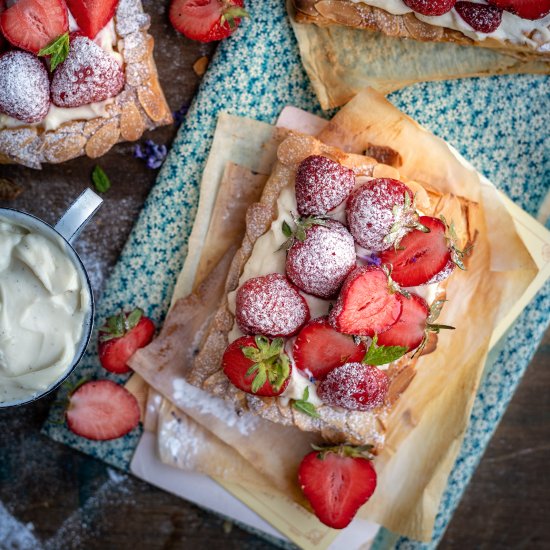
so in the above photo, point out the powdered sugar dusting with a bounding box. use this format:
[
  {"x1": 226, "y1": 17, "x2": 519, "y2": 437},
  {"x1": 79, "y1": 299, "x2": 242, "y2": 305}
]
[
  {"x1": 346, "y1": 178, "x2": 415, "y2": 251},
  {"x1": 236, "y1": 273, "x2": 310, "y2": 337},
  {"x1": 295, "y1": 155, "x2": 355, "y2": 216},
  {"x1": 286, "y1": 220, "x2": 356, "y2": 298},
  {"x1": 0, "y1": 52, "x2": 50, "y2": 123},
  {"x1": 51, "y1": 36, "x2": 125, "y2": 108},
  {"x1": 455, "y1": 1, "x2": 503, "y2": 33},
  {"x1": 318, "y1": 362, "x2": 389, "y2": 411}
]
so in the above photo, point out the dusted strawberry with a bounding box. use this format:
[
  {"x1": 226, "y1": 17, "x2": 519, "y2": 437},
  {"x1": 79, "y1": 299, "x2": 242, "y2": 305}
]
[
  {"x1": 236, "y1": 273, "x2": 310, "y2": 337},
  {"x1": 426, "y1": 259, "x2": 455, "y2": 285},
  {"x1": 298, "y1": 445, "x2": 377, "y2": 529},
  {"x1": 293, "y1": 317, "x2": 366, "y2": 380},
  {"x1": 377, "y1": 296, "x2": 455, "y2": 353},
  {"x1": 295, "y1": 155, "x2": 356, "y2": 217},
  {"x1": 0, "y1": 51, "x2": 50, "y2": 123},
  {"x1": 0, "y1": 0, "x2": 68, "y2": 53},
  {"x1": 285, "y1": 219, "x2": 356, "y2": 299},
  {"x1": 169, "y1": 0, "x2": 249, "y2": 43},
  {"x1": 403, "y1": 0, "x2": 456, "y2": 16},
  {"x1": 98, "y1": 308, "x2": 155, "y2": 374},
  {"x1": 346, "y1": 178, "x2": 426, "y2": 252},
  {"x1": 379, "y1": 216, "x2": 452, "y2": 287},
  {"x1": 51, "y1": 35, "x2": 125, "y2": 108},
  {"x1": 455, "y1": 2, "x2": 502, "y2": 33},
  {"x1": 66, "y1": 380, "x2": 140, "y2": 441},
  {"x1": 487, "y1": 0, "x2": 550, "y2": 20},
  {"x1": 318, "y1": 362, "x2": 389, "y2": 411},
  {"x1": 66, "y1": 0, "x2": 119, "y2": 39},
  {"x1": 222, "y1": 335, "x2": 291, "y2": 396},
  {"x1": 329, "y1": 266, "x2": 402, "y2": 337}
]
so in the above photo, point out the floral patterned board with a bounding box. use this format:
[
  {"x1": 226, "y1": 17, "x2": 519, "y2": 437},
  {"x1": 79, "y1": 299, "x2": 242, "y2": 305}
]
[{"x1": 44, "y1": 0, "x2": 550, "y2": 547}]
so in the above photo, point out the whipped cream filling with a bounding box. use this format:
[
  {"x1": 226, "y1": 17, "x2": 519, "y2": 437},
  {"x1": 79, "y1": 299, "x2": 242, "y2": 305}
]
[
  {"x1": 352, "y1": 0, "x2": 550, "y2": 48},
  {"x1": 0, "y1": 218, "x2": 90, "y2": 404},
  {"x1": 0, "y1": 16, "x2": 122, "y2": 131},
  {"x1": 227, "y1": 178, "x2": 441, "y2": 405}
]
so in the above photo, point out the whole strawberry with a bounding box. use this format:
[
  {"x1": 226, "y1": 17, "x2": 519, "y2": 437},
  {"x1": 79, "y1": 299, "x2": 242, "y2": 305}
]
[
  {"x1": 403, "y1": 0, "x2": 456, "y2": 16},
  {"x1": 295, "y1": 155, "x2": 356, "y2": 217},
  {"x1": 285, "y1": 219, "x2": 356, "y2": 298},
  {"x1": 235, "y1": 273, "x2": 310, "y2": 338},
  {"x1": 455, "y1": 2, "x2": 503, "y2": 33},
  {"x1": 169, "y1": 0, "x2": 249, "y2": 43},
  {"x1": 318, "y1": 362, "x2": 389, "y2": 411},
  {"x1": 98, "y1": 308, "x2": 155, "y2": 374},
  {"x1": 487, "y1": 0, "x2": 550, "y2": 20},
  {"x1": 222, "y1": 335, "x2": 291, "y2": 396},
  {"x1": 298, "y1": 445, "x2": 377, "y2": 529}
]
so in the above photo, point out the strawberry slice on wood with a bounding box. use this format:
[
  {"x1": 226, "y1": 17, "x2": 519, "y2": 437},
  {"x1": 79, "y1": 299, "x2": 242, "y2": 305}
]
[
  {"x1": 222, "y1": 335, "x2": 291, "y2": 396},
  {"x1": 487, "y1": 0, "x2": 550, "y2": 20},
  {"x1": 98, "y1": 308, "x2": 155, "y2": 374},
  {"x1": 0, "y1": 0, "x2": 68, "y2": 53},
  {"x1": 293, "y1": 317, "x2": 366, "y2": 380},
  {"x1": 169, "y1": 0, "x2": 249, "y2": 43},
  {"x1": 66, "y1": 380, "x2": 140, "y2": 441},
  {"x1": 66, "y1": 0, "x2": 119, "y2": 39},
  {"x1": 298, "y1": 445, "x2": 377, "y2": 529}
]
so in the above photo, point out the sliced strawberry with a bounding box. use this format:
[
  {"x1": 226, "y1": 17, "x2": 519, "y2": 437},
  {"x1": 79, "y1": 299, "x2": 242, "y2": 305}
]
[
  {"x1": 285, "y1": 220, "x2": 356, "y2": 299},
  {"x1": 0, "y1": 51, "x2": 50, "y2": 123},
  {"x1": 169, "y1": 0, "x2": 248, "y2": 43},
  {"x1": 236, "y1": 273, "x2": 310, "y2": 338},
  {"x1": 376, "y1": 293, "x2": 428, "y2": 352},
  {"x1": 487, "y1": 0, "x2": 550, "y2": 20},
  {"x1": 346, "y1": 178, "x2": 425, "y2": 252},
  {"x1": 298, "y1": 446, "x2": 377, "y2": 529},
  {"x1": 222, "y1": 335, "x2": 291, "y2": 396},
  {"x1": 293, "y1": 317, "x2": 366, "y2": 380},
  {"x1": 66, "y1": 380, "x2": 140, "y2": 441},
  {"x1": 295, "y1": 155, "x2": 356, "y2": 217},
  {"x1": 51, "y1": 35, "x2": 125, "y2": 108},
  {"x1": 403, "y1": 0, "x2": 456, "y2": 16},
  {"x1": 0, "y1": 0, "x2": 68, "y2": 54},
  {"x1": 455, "y1": 2, "x2": 502, "y2": 32},
  {"x1": 379, "y1": 216, "x2": 451, "y2": 287},
  {"x1": 329, "y1": 266, "x2": 402, "y2": 337},
  {"x1": 318, "y1": 362, "x2": 389, "y2": 411},
  {"x1": 66, "y1": 0, "x2": 118, "y2": 39},
  {"x1": 98, "y1": 308, "x2": 155, "y2": 374}
]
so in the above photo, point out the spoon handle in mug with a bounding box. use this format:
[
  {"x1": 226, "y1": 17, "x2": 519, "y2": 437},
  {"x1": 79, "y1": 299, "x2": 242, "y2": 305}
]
[{"x1": 54, "y1": 189, "x2": 103, "y2": 244}]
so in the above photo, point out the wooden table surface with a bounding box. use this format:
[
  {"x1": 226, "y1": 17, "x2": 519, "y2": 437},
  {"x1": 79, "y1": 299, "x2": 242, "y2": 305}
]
[{"x1": 0, "y1": 2, "x2": 548, "y2": 548}]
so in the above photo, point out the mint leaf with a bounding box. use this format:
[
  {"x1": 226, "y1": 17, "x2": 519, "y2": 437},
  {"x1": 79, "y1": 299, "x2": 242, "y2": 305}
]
[
  {"x1": 92, "y1": 165, "x2": 111, "y2": 193},
  {"x1": 282, "y1": 220, "x2": 292, "y2": 238},
  {"x1": 292, "y1": 386, "x2": 320, "y2": 418},
  {"x1": 38, "y1": 32, "x2": 70, "y2": 72},
  {"x1": 363, "y1": 335, "x2": 407, "y2": 366}
]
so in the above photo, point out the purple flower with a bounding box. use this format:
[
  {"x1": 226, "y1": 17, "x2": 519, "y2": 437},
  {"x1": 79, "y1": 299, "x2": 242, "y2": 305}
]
[
  {"x1": 173, "y1": 103, "x2": 189, "y2": 127},
  {"x1": 134, "y1": 139, "x2": 168, "y2": 170},
  {"x1": 357, "y1": 252, "x2": 382, "y2": 266}
]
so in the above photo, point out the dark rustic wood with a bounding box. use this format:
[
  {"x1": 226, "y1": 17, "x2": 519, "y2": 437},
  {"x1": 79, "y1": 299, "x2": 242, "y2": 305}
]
[{"x1": 0, "y1": 2, "x2": 548, "y2": 547}]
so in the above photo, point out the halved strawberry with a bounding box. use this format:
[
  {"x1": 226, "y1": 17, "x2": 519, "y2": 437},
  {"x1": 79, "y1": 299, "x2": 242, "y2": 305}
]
[
  {"x1": 329, "y1": 266, "x2": 402, "y2": 336},
  {"x1": 66, "y1": 0, "x2": 119, "y2": 39},
  {"x1": 293, "y1": 317, "x2": 366, "y2": 380},
  {"x1": 379, "y1": 216, "x2": 451, "y2": 287},
  {"x1": 98, "y1": 308, "x2": 155, "y2": 374},
  {"x1": 318, "y1": 362, "x2": 389, "y2": 411},
  {"x1": 295, "y1": 155, "x2": 356, "y2": 217},
  {"x1": 403, "y1": 0, "x2": 456, "y2": 16},
  {"x1": 222, "y1": 335, "x2": 291, "y2": 396},
  {"x1": 455, "y1": 2, "x2": 503, "y2": 33},
  {"x1": 169, "y1": 0, "x2": 249, "y2": 43},
  {"x1": 487, "y1": 0, "x2": 550, "y2": 20},
  {"x1": 0, "y1": 0, "x2": 68, "y2": 53},
  {"x1": 66, "y1": 380, "x2": 140, "y2": 441},
  {"x1": 298, "y1": 445, "x2": 377, "y2": 529}
]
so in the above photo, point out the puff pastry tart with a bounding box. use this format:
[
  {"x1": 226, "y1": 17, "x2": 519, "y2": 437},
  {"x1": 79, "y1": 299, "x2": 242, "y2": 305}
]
[
  {"x1": 188, "y1": 131, "x2": 477, "y2": 449},
  {"x1": 0, "y1": 0, "x2": 172, "y2": 169},
  {"x1": 292, "y1": 0, "x2": 550, "y2": 60}
]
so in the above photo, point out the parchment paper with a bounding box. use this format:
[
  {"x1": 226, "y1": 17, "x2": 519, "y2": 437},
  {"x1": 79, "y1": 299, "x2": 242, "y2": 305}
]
[
  {"x1": 287, "y1": 2, "x2": 550, "y2": 109},
  {"x1": 130, "y1": 90, "x2": 538, "y2": 540}
]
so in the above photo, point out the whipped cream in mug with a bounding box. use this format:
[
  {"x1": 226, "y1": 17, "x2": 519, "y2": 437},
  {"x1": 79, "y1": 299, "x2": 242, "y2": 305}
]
[{"x1": 0, "y1": 217, "x2": 91, "y2": 404}]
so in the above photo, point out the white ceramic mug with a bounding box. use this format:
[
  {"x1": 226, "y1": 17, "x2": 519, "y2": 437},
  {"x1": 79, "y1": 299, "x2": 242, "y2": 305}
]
[{"x1": 0, "y1": 189, "x2": 102, "y2": 407}]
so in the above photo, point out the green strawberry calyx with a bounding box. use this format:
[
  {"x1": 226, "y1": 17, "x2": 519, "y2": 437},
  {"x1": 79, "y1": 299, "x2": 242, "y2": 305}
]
[
  {"x1": 98, "y1": 308, "x2": 143, "y2": 343},
  {"x1": 311, "y1": 443, "x2": 375, "y2": 461}
]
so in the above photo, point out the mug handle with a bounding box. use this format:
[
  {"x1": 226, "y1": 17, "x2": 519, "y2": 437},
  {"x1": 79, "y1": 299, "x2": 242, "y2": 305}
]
[{"x1": 54, "y1": 188, "x2": 103, "y2": 244}]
